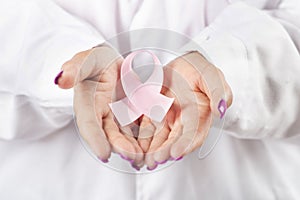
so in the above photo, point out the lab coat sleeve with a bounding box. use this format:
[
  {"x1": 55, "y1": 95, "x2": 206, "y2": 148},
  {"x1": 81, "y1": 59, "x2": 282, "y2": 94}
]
[
  {"x1": 0, "y1": 0, "x2": 104, "y2": 140},
  {"x1": 181, "y1": 1, "x2": 300, "y2": 139}
]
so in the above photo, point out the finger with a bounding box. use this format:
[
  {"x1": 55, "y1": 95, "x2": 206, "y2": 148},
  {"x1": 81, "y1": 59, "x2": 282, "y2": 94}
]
[
  {"x1": 74, "y1": 81, "x2": 111, "y2": 162},
  {"x1": 94, "y1": 78, "x2": 138, "y2": 164},
  {"x1": 181, "y1": 52, "x2": 233, "y2": 118},
  {"x1": 120, "y1": 125, "x2": 145, "y2": 170},
  {"x1": 103, "y1": 112, "x2": 137, "y2": 163},
  {"x1": 56, "y1": 46, "x2": 122, "y2": 89},
  {"x1": 145, "y1": 124, "x2": 170, "y2": 170},
  {"x1": 188, "y1": 113, "x2": 212, "y2": 156},
  {"x1": 199, "y1": 65, "x2": 232, "y2": 118},
  {"x1": 124, "y1": 134, "x2": 145, "y2": 170},
  {"x1": 137, "y1": 116, "x2": 155, "y2": 153},
  {"x1": 153, "y1": 121, "x2": 183, "y2": 164}
]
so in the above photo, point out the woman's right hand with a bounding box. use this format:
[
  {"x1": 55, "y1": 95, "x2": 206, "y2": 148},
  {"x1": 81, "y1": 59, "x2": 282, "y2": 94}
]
[{"x1": 55, "y1": 45, "x2": 144, "y2": 168}]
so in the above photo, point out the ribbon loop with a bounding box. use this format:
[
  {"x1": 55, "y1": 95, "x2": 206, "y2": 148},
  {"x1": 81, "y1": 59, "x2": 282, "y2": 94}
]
[{"x1": 109, "y1": 50, "x2": 174, "y2": 127}]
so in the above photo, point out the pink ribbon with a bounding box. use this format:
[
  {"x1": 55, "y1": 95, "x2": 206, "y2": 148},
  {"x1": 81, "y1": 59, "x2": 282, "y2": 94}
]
[{"x1": 109, "y1": 50, "x2": 174, "y2": 127}]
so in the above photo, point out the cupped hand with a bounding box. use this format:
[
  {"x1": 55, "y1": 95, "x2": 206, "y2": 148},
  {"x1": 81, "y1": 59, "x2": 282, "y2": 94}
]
[
  {"x1": 141, "y1": 52, "x2": 233, "y2": 170},
  {"x1": 55, "y1": 45, "x2": 144, "y2": 168},
  {"x1": 55, "y1": 48, "x2": 232, "y2": 171}
]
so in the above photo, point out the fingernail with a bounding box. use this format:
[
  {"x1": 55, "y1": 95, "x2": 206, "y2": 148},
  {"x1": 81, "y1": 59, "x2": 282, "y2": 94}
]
[
  {"x1": 120, "y1": 154, "x2": 134, "y2": 163},
  {"x1": 98, "y1": 157, "x2": 109, "y2": 163},
  {"x1": 132, "y1": 164, "x2": 140, "y2": 171},
  {"x1": 54, "y1": 71, "x2": 63, "y2": 85},
  {"x1": 174, "y1": 156, "x2": 183, "y2": 161},
  {"x1": 147, "y1": 165, "x2": 157, "y2": 171},
  {"x1": 218, "y1": 99, "x2": 227, "y2": 119},
  {"x1": 155, "y1": 160, "x2": 167, "y2": 165},
  {"x1": 171, "y1": 156, "x2": 183, "y2": 161}
]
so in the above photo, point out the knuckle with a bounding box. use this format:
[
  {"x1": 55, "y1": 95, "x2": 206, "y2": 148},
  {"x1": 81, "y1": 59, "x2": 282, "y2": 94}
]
[{"x1": 61, "y1": 60, "x2": 74, "y2": 70}]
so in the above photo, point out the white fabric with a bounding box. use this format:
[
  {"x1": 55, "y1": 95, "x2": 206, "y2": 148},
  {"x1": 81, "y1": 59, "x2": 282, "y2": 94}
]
[{"x1": 0, "y1": 0, "x2": 300, "y2": 199}]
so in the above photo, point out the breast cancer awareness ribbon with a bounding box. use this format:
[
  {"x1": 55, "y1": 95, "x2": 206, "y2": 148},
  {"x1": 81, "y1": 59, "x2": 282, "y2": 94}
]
[{"x1": 109, "y1": 50, "x2": 174, "y2": 127}]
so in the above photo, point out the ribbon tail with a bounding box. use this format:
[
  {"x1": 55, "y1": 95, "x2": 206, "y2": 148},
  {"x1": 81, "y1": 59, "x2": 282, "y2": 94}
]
[{"x1": 109, "y1": 97, "x2": 142, "y2": 127}]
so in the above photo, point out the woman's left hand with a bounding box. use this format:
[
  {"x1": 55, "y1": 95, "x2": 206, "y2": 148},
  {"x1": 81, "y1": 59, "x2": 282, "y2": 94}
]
[{"x1": 140, "y1": 52, "x2": 233, "y2": 170}]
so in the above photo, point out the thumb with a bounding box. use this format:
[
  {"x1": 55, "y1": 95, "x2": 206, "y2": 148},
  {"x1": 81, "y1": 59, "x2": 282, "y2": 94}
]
[
  {"x1": 200, "y1": 66, "x2": 233, "y2": 118},
  {"x1": 54, "y1": 45, "x2": 122, "y2": 89},
  {"x1": 182, "y1": 52, "x2": 233, "y2": 118}
]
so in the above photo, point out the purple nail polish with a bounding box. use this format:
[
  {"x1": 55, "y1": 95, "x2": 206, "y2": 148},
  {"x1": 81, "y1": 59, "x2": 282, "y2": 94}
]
[
  {"x1": 98, "y1": 157, "x2": 109, "y2": 163},
  {"x1": 147, "y1": 165, "x2": 157, "y2": 171},
  {"x1": 170, "y1": 156, "x2": 181, "y2": 161},
  {"x1": 120, "y1": 154, "x2": 134, "y2": 163},
  {"x1": 54, "y1": 71, "x2": 63, "y2": 85},
  {"x1": 218, "y1": 99, "x2": 227, "y2": 119},
  {"x1": 175, "y1": 156, "x2": 183, "y2": 161},
  {"x1": 155, "y1": 160, "x2": 167, "y2": 165},
  {"x1": 132, "y1": 165, "x2": 140, "y2": 171}
]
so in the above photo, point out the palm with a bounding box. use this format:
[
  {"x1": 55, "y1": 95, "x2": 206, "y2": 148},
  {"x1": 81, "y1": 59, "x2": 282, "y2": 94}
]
[
  {"x1": 68, "y1": 47, "x2": 144, "y2": 166},
  {"x1": 144, "y1": 64, "x2": 212, "y2": 168},
  {"x1": 163, "y1": 83, "x2": 212, "y2": 158},
  {"x1": 93, "y1": 58, "x2": 145, "y2": 165}
]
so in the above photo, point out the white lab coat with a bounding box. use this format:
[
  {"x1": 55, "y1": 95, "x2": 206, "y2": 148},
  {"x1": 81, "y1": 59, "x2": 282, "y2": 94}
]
[{"x1": 0, "y1": 0, "x2": 300, "y2": 199}]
